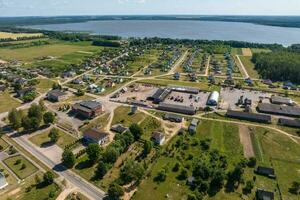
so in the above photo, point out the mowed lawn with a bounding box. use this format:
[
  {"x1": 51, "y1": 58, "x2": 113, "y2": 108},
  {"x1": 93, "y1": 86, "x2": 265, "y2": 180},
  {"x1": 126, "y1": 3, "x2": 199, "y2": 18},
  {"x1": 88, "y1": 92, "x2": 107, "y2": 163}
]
[
  {"x1": 0, "y1": 41, "x2": 102, "y2": 62},
  {"x1": 0, "y1": 32, "x2": 43, "y2": 39},
  {"x1": 127, "y1": 49, "x2": 161, "y2": 73},
  {"x1": 29, "y1": 128, "x2": 77, "y2": 149},
  {"x1": 4, "y1": 155, "x2": 38, "y2": 179},
  {"x1": 239, "y1": 56, "x2": 260, "y2": 79},
  {"x1": 0, "y1": 91, "x2": 21, "y2": 113}
]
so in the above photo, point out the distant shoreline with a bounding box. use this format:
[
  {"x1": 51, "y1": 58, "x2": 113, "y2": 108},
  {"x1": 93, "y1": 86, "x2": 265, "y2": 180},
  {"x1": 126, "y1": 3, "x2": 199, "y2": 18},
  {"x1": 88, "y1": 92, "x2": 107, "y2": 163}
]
[{"x1": 1, "y1": 15, "x2": 300, "y2": 29}]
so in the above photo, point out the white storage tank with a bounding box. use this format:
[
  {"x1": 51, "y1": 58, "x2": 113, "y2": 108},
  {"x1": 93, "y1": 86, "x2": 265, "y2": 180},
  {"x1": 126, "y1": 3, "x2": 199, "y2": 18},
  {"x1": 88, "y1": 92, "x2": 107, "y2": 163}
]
[{"x1": 207, "y1": 91, "x2": 220, "y2": 106}]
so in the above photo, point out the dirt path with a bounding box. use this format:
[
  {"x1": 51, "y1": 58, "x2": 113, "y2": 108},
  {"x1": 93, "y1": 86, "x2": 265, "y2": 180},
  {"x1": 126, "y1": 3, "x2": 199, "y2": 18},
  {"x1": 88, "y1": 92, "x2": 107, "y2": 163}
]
[
  {"x1": 204, "y1": 55, "x2": 211, "y2": 76},
  {"x1": 236, "y1": 55, "x2": 250, "y2": 79},
  {"x1": 167, "y1": 50, "x2": 188, "y2": 75},
  {"x1": 239, "y1": 125, "x2": 255, "y2": 158},
  {"x1": 139, "y1": 109, "x2": 183, "y2": 143}
]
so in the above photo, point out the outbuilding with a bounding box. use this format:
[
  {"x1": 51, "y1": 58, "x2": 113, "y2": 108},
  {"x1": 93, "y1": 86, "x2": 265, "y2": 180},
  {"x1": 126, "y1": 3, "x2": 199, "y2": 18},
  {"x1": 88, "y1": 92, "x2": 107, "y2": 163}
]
[{"x1": 207, "y1": 91, "x2": 219, "y2": 106}]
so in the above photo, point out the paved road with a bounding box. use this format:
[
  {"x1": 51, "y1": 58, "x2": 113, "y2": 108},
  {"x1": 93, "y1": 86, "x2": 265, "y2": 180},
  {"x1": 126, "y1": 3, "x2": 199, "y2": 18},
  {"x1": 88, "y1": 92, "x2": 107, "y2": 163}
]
[{"x1": 11, "y1": 135, "x2": 106, "y2": 200}]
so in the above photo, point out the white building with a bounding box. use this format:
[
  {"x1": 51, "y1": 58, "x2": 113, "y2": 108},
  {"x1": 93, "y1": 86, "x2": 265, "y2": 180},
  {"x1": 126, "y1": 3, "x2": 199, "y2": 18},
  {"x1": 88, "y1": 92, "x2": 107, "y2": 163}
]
[
  {"x1": 207, "y1": 91, "x2": 220, "y2": 106},
  {"x1": 0, "y1": 172, "x2": 8, "y2": 190}
]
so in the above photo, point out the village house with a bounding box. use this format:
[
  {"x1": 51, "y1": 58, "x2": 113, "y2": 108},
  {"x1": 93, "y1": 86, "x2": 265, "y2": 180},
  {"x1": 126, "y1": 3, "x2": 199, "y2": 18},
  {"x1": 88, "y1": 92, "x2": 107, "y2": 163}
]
[
  {"x1": 256, "y1": 189, "x2": 274, "y2": 200},
  {"x1": 46, "y1": 89, "x2": 68, "y2": 102},
  {"x1": 72, "y1": 101, "x2": 104, "y2": 119},
  {"x1": 255, "y1": 166, "x2": 276, "y2": 179},
  {"x1": 189, "y1": 118, "x2": 199, "y2": 134},
  {"x1": 151, "y1": 131, "x2": 166, "y2": 145},
  {"x1": 83, "y1": 128, "x2": 109, "y2": 145},
  {"x1": 110, "y1": 124, "x2": 128, "y2": 134}
]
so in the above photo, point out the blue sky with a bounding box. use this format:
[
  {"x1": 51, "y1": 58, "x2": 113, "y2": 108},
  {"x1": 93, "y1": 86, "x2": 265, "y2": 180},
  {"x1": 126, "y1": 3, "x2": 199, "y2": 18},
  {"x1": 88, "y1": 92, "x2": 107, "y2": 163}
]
[{"x1": 0, "y1": 0, "x2": 300, "y2": 16}]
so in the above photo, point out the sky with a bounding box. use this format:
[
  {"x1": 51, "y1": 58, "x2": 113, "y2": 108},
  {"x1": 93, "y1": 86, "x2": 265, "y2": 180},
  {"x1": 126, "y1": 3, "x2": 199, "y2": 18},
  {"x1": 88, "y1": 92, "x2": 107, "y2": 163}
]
[{"x1": 0, "y1": 0, "x2": 300, "y2": 17}]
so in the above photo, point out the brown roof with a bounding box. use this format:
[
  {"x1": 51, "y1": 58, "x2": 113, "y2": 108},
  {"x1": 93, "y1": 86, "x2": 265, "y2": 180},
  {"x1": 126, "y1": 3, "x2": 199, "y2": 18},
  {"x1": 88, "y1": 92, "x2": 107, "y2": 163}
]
[{"x1": 83, "y1": 128, "x2": 109, "y2": 142}]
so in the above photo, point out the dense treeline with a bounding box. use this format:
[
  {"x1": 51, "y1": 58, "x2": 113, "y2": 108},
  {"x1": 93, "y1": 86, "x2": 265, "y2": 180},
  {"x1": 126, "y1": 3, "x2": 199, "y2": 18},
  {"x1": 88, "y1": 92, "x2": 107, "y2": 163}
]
[
  {"x1": 0, "y1": 40, "x2": 50, "y2": 48},
  {"x1": 0, "y1": 35, "x2": 46, "y2": 43},
  {"x1": 252, "y1": 51, "x2": 300, "y2": 84},
  {"x1": 45, "y1": 31, "x2": 121, "y2": 42},
  {"x1": 130, "y1": 37, "x2": 283, "y2": 50},
  {"x1": 92, "y1": 39, "x2": 121, "y2": 47},
  {"x1": 0, "y1": 16, "x2": 300, "y2": 28}
]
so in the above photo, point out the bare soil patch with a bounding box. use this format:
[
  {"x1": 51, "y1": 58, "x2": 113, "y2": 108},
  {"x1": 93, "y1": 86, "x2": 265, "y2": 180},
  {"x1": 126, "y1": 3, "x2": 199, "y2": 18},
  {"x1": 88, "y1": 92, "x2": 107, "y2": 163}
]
[{"x1": 239, "y1": 125, "x2": 255, "y2": 158}]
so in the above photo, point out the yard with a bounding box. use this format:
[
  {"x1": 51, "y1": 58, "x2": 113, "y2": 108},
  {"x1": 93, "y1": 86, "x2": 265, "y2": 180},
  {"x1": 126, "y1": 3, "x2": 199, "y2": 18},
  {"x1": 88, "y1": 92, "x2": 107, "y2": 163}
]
[
  {"x1": 0, "y1": 137, "x2": 9, "y2": 151},
  {"x1": 111, "y1": 106, "x2": 146, "y2": 127},
  {"x1": 3, "y1": 155, "x2": 38, "y2": 179},
  {"x1": 29, "y1": 128, "x2": 77, "y2": 149},
  {"x1": 0, "y1": 171, "x2": 61, "y2": 200},
  {"x1": 35, "y1": 78, "x2": 56, "y2": 93},
  {"x1": 0, "y1": 91, "x2": 21, "y2": 113}
]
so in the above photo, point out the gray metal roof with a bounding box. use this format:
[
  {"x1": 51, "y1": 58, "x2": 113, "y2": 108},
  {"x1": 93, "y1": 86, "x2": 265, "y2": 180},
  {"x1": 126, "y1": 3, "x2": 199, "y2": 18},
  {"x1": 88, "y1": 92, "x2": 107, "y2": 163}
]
[
  {"x1": 258, "y1": 103, "x2": 300, "y2": 117},
  {"x1": 80, "y1": 101, "x2": 102, "y2": 110},
  {"x1": 227, "y1": 110, "x2": 272, "y2": 123}
]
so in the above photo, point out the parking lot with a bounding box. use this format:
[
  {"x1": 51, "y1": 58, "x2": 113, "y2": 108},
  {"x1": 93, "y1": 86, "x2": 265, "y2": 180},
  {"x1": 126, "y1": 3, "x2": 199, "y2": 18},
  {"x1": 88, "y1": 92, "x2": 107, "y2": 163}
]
[
  {"x1": 220, "y1": 88, "x2": 271, "y2": 110},
  {"x1": 163, "y1": 91, "x2": 210, "y2": 109},
  {"x1": 113, "y1": 84, "x2": 157, "y2": 105}
]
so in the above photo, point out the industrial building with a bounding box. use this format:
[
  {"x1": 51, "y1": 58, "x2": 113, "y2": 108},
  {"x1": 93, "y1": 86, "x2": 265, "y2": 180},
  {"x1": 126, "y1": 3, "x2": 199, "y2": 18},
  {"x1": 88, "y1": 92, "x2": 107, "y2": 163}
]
[
  {"x1": 158, "y1": 103, "x2": 197, "y2": 115},
  {"x1": 148, "y1": 88, "x2": 171, "y2": 104},
  {"x1": 278, "y1": 118, "x2": 300, "y2": 128},
  {"x1": 270, "y1": 96, "x2": 294, "y2": 106},
  {"x1": 226, "y1": 110, "x2": 272, "y2": 124},
  {"x1": 257, "y1": 103, "x2": 300, "y2": 117}
]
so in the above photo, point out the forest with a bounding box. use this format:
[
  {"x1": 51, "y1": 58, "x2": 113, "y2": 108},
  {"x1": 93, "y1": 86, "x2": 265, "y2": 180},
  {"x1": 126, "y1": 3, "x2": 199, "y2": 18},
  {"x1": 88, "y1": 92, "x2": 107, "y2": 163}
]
[{"x1": 252, "y1": 51, "x2": 300, "y2": 84}]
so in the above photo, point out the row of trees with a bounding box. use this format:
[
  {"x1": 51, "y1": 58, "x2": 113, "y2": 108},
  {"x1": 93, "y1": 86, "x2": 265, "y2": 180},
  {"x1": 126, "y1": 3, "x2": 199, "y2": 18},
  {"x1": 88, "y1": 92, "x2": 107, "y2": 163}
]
[
  {"x1": 8, "y1": 102, "x2": 55, "y2": 131},
  {"x1": 92, "y1": 40, "x2": 121, "y2": 47},
  {"x1": 252, "y1": 51, "x2": 300, "y2": 84},
  {"x1": 129, "y1": 37, "x2": 283, "y2": 50}
]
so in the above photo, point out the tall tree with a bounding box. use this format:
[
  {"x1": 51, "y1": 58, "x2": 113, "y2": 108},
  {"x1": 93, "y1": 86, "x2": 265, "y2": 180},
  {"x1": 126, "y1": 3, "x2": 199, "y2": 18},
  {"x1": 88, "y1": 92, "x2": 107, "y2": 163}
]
[
  {"x1": 62, "y1": 149, "x2": 76, "y2": 168},
  {"x1": 86, "y1": 144, "x2": 101, "y2": 164}
]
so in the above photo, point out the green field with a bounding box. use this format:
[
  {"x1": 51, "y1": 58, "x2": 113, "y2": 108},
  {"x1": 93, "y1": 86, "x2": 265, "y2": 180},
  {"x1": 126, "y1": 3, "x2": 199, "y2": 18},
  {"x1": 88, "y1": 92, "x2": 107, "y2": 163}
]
[
  {"x1": 0, "y1": 91, "x2": 21, "y2": 113},
  {"x1": 111, "y1": 106, "x2": 146, "y2": 127},
  {"x1": 29, "y1": 128, "x2": 77, "y2": 149},
  {"x1": 134, "y1": 120, "x2": 300, "y2": 200},
  {"x1": 4, "y1": 155, "x2": 38, "y2": 179},
  {"x1": 239, "y1": 56, "x2": 260, "y2": 78},
  {"x1": 35, "y1": 78, "x2": 56, "y2": 93},
  {"x1": 0, "y1": 41, "x2": 101, "y2": 62}
]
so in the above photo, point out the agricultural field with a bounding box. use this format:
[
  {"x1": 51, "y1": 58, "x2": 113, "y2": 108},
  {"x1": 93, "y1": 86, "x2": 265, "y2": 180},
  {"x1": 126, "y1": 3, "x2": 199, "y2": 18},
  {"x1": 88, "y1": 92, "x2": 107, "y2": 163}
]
[
  {"x1": 0, "y1": 91, "x2": 21, "y2": 113},
  {"x1": 29, "y1": 128, "x2": 77, "y2": 149},
  {"x1": 133, "y1": 120, "x2": 300, "y2": 200},
  {"x1": 0, "y1": 41, "x2": 101, "y2": 63},
  {"x1": 3, "y1": 155, "x2": 38, "y2": 179},
  {"x1": 0, "y1": 32, "x2": 43, "y2": 40}
]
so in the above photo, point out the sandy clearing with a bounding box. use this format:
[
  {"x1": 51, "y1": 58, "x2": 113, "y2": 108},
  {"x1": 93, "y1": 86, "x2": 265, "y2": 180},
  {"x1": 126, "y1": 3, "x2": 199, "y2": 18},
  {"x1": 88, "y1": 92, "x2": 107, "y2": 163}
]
[
  {"x1": 241, "y1": 48, "x2": 253, "y2": 57},
  {"x1": 239, "y1": 125, "x2": 255, "y2": 158}
]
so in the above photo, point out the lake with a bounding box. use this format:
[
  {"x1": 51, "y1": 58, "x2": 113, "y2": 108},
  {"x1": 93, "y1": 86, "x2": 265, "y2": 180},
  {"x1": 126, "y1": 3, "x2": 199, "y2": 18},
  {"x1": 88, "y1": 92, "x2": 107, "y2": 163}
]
[{"x1": 29, "y1": 20, "x2": 300, "y2": 46}]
